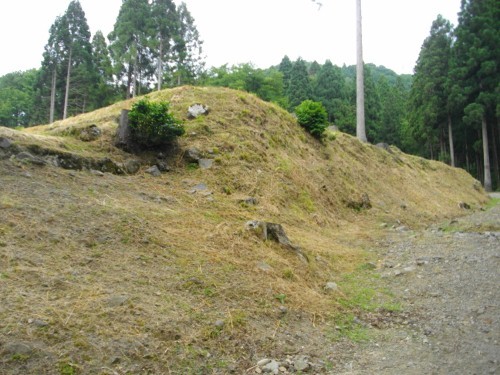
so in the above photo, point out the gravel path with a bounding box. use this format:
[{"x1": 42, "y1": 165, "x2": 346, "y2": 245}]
[{"x1": 333, "y1": 203, "x2": 500, "y2": 375}]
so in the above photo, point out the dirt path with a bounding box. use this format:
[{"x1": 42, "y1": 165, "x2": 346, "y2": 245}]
[{"x1": 332, "y1": 203, "x2": 500, "y2": 374}]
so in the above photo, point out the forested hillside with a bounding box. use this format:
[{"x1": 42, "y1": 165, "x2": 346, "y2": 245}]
[{"x1": 0, "y1": 0, "x2": 497, "y2": 189}]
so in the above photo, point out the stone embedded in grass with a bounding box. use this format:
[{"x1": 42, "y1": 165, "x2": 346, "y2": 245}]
[
  {"x1": 257, "y1": 262, "x2": 272, "y2": 272},
  {"x1": 0, "y1": 137, "x2": 13, "y2": 149},
  {"x1": 294, "y1": 356, "x2": 310, "y2": 372},
  {"x1": 198, "y1": 158, "x2": 214, "y2": 169},
  {"x1": 188, "y1": 183, "x2": 209, "y2": 194},
  {"x1": 106, "y1": 295, "x2": 129, "y2": 307},
  {"x1": 14, "y1": 151, "x2": 46, "y2": 166},
  {"x1": 3, "y1": 342, "x2": 33, "y2": 356},
  {"x1": 346, "y1": 193, "x2": 372, "y2": 211},
  {"x1": 28, "y1": 318, "x2": 49, "y2": 327},
  {"x1": 184, "y1": 147, "x2": 202, "y2": 162},
  {"x1": 324, "y1": 282, "x2": 338, "y2": 291},
  {"x1": 146, "y1": 165, "x2": 161, "y2": 177},
  {"x1": 262, "y1": 359, "x2": 280, "y2": 373},
  {"x1": 156, "y1": 160, "x2": 171, "y2": 172},
  {"x1": 187, "y1": 104, "x2": 210, "y2": 119},
  {"x1": 124, "y1": 159, "x2": 141, "y2": 174},
  {"x1": 79, "y1": 124, "x2": 102, "y2": 142},
  {"x1": 240, "y1": 197, "x2": 258, "y2": 206}
]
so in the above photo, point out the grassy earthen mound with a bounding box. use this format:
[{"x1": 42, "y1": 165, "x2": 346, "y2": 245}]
[{"x1": 0, "y1": 86, "x2": 488, "y2": 373}]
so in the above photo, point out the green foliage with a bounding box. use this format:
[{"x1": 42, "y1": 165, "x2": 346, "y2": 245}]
[
  {"x1": 295, "y1": 100, "x2": 328, "y2": 138},
  {"x1": 287, "y1": 58, "x2": 313, "y2": 109},
  {"x1": 0, "y1": 70, "x2": 37, "y2": 127},
  {"x1": 274, "y1": 293, "x2": 287, "y2": 304},
  {"x1": 128, "y1": 99, "x2": 184, "y2": 146}
]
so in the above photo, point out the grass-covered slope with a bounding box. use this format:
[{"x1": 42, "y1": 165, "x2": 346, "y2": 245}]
[{"x1": 0, "y1": 86, "x2": 488, "y2": 373}]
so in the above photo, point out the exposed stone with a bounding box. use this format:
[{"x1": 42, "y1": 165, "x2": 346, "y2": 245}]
[
  {"x1": 214, "y1": 320, "x2": 225, "y2": 328},
  {"x1": 0, "y1": 137, "x2": 13, "y2": 149},
  {"x1": 3, "y1": 342, "x2": 33, "y2": 356},
  {"x1": 240, "y1": 197, "x2": 258, "y2": 206},
  {"x1": 294, "y1": 357, "x2": 310, "y2": 372},
  {"x1": 106, "y1": 295, "x2": 129, "y2": 307},
  {"x1": 28, "y1": 318, "x2": 49, "y2": 327},
  {"x1": 98, "y1": 158, "x2": 124, "y2": 174},
  {"x1": 262, "y1": 360, "x2": 280, "y2": 373},
  {"x1": 257, "y1": 262, "x2": 272, "y2": 272},
  {"x1": 257, "y1": 359, "x2": 271, "y2": 367},
  {"x1": 156, "y1": 160, "x2": 171, "y2": 172},
  {"x1": 324, "y1": 282, "x2": 338, "y2": 291},
  {"x1": 146, "y1": 165, "x2": 161, "y2": 177},
  {"x1": 346, "y1": 193, "x2": 372, "y2": 211},
  {"x1": 193, "y1": 183, "x2": 208, "y2": 191},
  {"x1": 376, "y1": 143, "x2": 393, "y2": 153},
  {"x1": 124, "y1": 159, "x2": 141, "y2": 174},
  {"x1": 187, "y1": 103, "x2": 210, "y2": 119},
  {"x1": 184, "y1": 147, "x2": 202, "y2": 162},
  {"x1": 198, "y1": 158, "x2": 214, "y2": 169},
  {"x1": 90, "y1": 169, "x2": 105, "y2": 177},
  {"x1": 79, "y1": 124, "x2": 102, "y2": 142},
  {"x1": 15, "y1": 151, "x2": 46, "y2": 166}
]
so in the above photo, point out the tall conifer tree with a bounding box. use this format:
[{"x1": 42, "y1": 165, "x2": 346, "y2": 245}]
[
  {"x1": 108, "y1": 0, "x2": 152, "y2": 98},
  {"x1": 172, "y1": 2, "x2": 204, "y2": 86}
]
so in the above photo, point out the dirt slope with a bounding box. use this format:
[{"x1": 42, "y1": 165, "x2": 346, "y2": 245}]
[{"x1": 0, "y1": 86, "x2": 490, "y2": 373}]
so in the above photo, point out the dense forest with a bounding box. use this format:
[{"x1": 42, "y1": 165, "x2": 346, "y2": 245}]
[{"x1": 0, "y1": 0, "x2": 498, "y2": 190}]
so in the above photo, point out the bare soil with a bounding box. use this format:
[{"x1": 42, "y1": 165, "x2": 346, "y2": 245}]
[{"x1": 328, "y1": 202, "x2": 500, "y2": 375}]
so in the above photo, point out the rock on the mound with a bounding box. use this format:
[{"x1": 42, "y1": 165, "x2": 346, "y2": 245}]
[{"x1": 187, "y1": 103, "x2": 210, "y2": 119}]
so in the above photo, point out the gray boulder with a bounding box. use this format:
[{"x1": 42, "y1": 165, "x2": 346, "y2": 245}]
[
  {"x1": 187, "y1": 103, "x2": 210, "y2": 119},
  {"x1": 15, "y1": 151, "x2": 46, "y2": 166},
  {"x1": 146, "y1": 165, "x2": 161, "y2": 177},
  {"x1": 184, "y1": 147, "x2": 202, "y2": 163},
  {"x1": 0, "y1": 137, "x2": 13, "y2": 149},
  {"x1": 376, "y1": 143, "x2": 394, "y2": 154},
  {"x1": 79, "y1": 124, "x2": 102, "y2": 142},
  {"x1": 198, "y1": 158, "x2": 214, "y2": 169},
  {"x1": 124, "y1": 159, "x2": 141, "y2": 174}
]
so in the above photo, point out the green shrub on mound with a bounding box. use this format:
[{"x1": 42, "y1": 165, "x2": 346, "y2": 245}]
[
  {"x1": 295, "y1": 100, "x2": 328, "y2": 138},
  {"x1": 129, "y1": 98, "x2": 185, "y2": 146}
]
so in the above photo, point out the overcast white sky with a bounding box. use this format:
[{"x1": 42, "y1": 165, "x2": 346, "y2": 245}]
[{"x1": 0, "y1": 0, "x2": 461, "y2": 77}]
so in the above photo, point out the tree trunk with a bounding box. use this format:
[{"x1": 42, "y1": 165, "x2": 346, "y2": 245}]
[
  {"x1": 482, "y1": 115, "x2": 492, "y2": 191},
  {"x1": 49, "y1": 67, "x2": 57, "y2": 124},
  {"x1": 63, "y1": 48, "x2": 72, "y2": 120},
  {"x1": 492, "y1": 120, "x2": 499, "y2": 187},
  {"x1": 132, "y1": 57, "x2": 138, "y2": 98},
  {"x1": 157, "y1": 38, "x2": 163, "y2": 91},
  {"x1": 355, "y1": 0, "x2": 367, "y2": 142},
  {"x1": 465, "y1": 141, "x2": 470, "y2": 172},
  {"x1": 126, "y1": 66, "x2": 132, "y2": 99},
  {"x1": 448, "y1": 114, "x2": 455, "y2": 167}
]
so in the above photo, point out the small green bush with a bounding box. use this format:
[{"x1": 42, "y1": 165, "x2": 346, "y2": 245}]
[
  {"x1": 295, "y1": 100, "x2": 328, "y2": 138},
  {"x1": 129, "y1": 98, "x2": 184, "y2": 146}
]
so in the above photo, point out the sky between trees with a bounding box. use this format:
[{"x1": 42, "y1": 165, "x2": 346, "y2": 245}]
[{"x1": 0, "y1": 0, "x2": 461, "y2": 76}]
